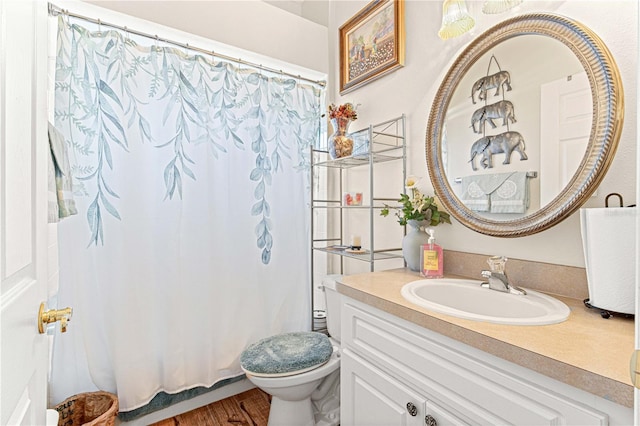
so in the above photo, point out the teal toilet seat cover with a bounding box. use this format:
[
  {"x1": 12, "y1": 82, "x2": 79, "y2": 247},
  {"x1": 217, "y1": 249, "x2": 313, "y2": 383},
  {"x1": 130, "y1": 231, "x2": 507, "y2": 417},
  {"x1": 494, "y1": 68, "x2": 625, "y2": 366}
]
[{"x1": 240, "y1": 331, "x2": 333, "y2": 377}]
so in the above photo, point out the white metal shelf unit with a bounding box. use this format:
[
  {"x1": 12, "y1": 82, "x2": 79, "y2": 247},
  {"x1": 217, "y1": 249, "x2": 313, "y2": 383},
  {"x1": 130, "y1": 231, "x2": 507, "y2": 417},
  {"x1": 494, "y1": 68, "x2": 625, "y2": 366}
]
[{"x1": 310, "y1": 115, "x2": 407, "y2": 329}]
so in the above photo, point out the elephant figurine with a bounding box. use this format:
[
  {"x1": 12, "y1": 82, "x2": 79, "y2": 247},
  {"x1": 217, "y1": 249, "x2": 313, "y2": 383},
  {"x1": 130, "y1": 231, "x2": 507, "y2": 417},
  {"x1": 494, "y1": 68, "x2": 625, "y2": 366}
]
[
  {"x1": 471, "y1": 70, "x2": 512, "y2": 104},
  {"x1": 471, "y1": 100, "x2": 517, "y2": 134},
  {"x1": 469, "y1": 131, "x2": 528, "y2": 171}
]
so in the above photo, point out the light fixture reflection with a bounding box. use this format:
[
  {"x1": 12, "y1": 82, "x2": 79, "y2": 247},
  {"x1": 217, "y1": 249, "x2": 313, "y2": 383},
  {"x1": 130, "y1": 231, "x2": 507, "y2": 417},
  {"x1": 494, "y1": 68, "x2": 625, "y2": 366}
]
[
  {"x1": 482, "y1": 0, "x2": 523, "y2": 14},
  {"x1": 438, "y1": 0, "x2": 475, "y2": 40}
]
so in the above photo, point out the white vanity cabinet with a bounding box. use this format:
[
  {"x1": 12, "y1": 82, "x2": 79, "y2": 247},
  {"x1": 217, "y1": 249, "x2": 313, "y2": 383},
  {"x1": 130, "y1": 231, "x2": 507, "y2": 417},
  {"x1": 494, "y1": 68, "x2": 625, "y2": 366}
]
[{"x1": 340, "y1": 297, "x2": 623, "y2": 425}]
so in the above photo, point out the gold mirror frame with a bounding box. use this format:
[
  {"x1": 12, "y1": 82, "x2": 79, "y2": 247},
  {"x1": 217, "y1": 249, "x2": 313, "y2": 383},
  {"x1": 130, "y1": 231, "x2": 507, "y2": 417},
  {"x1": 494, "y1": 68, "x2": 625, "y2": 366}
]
[{"x1": 426, "y1": 13, "x2": 624, "y2": 237}]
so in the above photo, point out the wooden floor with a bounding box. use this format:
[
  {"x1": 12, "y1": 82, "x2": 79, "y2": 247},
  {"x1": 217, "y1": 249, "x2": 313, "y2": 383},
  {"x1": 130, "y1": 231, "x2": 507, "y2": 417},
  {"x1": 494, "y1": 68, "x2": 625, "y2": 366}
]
[{"x1": 150, "y1": 388, "x2": 271, "y2": 426}]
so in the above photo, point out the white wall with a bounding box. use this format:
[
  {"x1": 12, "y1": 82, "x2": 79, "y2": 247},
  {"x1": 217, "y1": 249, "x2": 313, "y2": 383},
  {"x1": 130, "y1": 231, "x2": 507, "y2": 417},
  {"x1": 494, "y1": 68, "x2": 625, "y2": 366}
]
[
  {"x1": 81, "y1": 0, "x2": 328, "y2": 78},
  {"x1": 329, "y1": 0, "x2": 638, "y2": 268}
]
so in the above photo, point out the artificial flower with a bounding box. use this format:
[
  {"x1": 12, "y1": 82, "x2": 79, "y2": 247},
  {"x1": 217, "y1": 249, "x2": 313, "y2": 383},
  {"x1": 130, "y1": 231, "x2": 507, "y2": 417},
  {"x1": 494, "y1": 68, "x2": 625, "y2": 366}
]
[
  {"x1": 381, "y1": 182, "x2": 451, "y2": 227},
  {"x1": 405, "y1": 175, "x2": 419, "y2": 189},
  {"x1": 328, "y1": 103, "x2": 358, "y2": 121}
]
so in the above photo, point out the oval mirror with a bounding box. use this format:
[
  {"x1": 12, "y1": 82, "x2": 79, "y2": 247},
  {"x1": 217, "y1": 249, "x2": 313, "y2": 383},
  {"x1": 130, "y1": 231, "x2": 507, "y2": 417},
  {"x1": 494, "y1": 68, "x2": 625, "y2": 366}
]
[{"x1": 426, "y1": 13, "x2": 624, "y2": 237}]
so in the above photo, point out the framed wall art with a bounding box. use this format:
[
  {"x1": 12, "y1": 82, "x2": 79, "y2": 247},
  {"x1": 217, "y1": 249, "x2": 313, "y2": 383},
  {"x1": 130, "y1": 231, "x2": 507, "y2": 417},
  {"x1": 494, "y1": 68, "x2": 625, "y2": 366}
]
[{"x1": 339, "y1": 0, "x2": 405, "y2": 94}]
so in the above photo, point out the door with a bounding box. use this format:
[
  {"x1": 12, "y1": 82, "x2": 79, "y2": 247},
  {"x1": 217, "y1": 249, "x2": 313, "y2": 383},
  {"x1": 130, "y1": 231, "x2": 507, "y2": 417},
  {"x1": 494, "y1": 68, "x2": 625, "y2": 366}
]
[
  {"x1": 635, "y1": 199, "x2": 640, "y2": 423},
  {"x1": 539, "y1": 71, "x2": 592, "y2": 207},
  {"x1": 635, "y1": 52, "x2": 640, "y2": 426},
  {"x1": 1, "y1": 0, "x2": 50, "y2": 424}
]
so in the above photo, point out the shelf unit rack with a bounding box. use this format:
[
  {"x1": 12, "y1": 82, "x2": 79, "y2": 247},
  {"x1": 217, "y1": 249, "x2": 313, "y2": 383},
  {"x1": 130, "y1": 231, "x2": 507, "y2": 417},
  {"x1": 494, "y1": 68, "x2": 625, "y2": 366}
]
[{"x1": 310, "y1": 114, "x2": 407, "y2": 327}]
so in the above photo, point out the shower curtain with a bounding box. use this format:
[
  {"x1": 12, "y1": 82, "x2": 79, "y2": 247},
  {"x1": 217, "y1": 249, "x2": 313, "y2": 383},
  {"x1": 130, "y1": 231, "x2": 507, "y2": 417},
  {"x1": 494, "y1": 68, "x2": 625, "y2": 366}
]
[{"x1": 49, "y1": 16, "x2": 322, "y2": 411}]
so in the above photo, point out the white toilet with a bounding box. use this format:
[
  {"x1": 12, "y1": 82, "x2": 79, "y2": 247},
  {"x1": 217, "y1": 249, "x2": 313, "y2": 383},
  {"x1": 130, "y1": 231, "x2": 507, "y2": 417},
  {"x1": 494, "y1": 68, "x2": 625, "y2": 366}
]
[{"x1": 241, "y1": 275, "x2": 342, "y2": 426}]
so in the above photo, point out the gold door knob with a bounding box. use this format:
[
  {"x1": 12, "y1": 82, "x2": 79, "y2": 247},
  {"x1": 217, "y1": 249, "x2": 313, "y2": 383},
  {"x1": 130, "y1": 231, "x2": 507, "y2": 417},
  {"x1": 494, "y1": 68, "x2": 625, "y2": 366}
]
[{"x1": 38, "y1": 302, "x2": 73, "y2": 334}]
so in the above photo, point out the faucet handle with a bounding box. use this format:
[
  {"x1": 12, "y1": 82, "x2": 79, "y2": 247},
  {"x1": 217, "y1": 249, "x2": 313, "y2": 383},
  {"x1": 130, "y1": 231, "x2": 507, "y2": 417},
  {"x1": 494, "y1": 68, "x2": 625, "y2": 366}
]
[{"x1": 487, "y1": 255, "x2": 507, "y2": 273}]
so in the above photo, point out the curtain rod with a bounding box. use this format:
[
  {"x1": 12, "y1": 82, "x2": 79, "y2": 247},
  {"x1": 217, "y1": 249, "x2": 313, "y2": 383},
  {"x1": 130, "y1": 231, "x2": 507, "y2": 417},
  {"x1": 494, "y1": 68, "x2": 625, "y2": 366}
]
[{"x1": 48, "y1": 3, "x2": 327, "y2": 88}]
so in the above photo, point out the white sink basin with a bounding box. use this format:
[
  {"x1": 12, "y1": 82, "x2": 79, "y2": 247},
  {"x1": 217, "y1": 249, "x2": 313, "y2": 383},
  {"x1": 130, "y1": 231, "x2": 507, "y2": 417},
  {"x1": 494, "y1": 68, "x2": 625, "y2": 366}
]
[{"x1": 401, "y1": 278, "x2": 570, "y2": 325}]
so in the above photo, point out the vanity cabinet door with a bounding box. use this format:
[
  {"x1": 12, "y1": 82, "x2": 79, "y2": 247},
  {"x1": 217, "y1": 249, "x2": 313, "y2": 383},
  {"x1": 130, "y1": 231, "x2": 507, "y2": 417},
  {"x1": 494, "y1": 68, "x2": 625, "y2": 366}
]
[{"x1": 341, "y1": 349, "x2": 425, "y2": 426}]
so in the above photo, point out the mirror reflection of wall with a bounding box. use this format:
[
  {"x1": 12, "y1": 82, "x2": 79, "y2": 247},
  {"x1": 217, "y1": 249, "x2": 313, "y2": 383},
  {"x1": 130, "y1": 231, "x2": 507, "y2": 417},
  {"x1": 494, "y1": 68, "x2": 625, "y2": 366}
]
[{"x1": 444, "y1": 34, "x2": 586, "y2": 220}]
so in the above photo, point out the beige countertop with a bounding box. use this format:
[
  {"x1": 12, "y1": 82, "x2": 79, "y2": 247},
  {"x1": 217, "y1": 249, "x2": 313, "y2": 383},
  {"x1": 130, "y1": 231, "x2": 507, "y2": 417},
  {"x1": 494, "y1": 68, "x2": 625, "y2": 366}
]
[{"x1": 337, "y1": 269, "x2": 635, "y2": 408}]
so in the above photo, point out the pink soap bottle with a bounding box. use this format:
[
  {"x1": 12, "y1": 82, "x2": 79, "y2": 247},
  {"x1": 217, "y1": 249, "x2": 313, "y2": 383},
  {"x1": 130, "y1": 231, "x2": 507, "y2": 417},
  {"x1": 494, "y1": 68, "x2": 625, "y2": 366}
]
[{"x1": 420, "y1": 229, "x2": 443, "y2": 278}]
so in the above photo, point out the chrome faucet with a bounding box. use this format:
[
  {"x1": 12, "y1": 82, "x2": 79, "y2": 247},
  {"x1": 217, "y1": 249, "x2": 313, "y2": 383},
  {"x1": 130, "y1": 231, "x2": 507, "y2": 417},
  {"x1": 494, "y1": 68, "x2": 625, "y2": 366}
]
[{"x1": 480, "y1": 256, "x2": 526, "y2": 295}]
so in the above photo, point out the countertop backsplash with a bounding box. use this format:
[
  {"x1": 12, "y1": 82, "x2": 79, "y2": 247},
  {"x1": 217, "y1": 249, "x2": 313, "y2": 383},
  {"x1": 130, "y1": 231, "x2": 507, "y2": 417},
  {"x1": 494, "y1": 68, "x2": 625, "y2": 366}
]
[{"x1": 443, "y1": 250, "x2": 589, "y2": 300}]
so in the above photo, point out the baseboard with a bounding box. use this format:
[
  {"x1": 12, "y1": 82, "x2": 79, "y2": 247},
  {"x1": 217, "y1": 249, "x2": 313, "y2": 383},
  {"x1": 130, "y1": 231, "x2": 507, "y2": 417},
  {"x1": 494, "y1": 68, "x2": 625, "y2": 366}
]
[{"x1": 115, "y1": 379, "x2": 255, "y2": 426}]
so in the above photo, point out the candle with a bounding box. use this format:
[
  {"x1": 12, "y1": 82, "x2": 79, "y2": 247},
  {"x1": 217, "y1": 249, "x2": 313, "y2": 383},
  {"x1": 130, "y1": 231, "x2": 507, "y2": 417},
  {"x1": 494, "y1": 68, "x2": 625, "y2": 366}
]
[{"x1": 350, "y1": 235, "x2": 361, "y2": 248}]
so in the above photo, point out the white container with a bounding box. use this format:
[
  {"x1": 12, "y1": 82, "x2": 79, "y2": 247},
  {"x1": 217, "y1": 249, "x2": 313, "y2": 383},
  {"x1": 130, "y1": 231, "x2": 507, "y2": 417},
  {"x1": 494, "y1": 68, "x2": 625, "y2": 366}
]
[
  {"x1": 322, "y1": 275, "x2": 343, "y2": 342},
  {"x1": 351, "y1": 131, "x2": 370, "y2": 158},
  {"x1": 580, "y1": 207, "x2": 636, "y2": 316},
  {"x1": 46, "y1": 409, "x2": 59, "y2": 426}
]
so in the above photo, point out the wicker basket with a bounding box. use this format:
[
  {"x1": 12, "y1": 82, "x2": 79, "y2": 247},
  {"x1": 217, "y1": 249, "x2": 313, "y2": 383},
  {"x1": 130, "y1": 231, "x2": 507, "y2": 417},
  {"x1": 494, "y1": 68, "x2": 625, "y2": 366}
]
[{"x1": 55, "y1": 391, "x2": 118, "y2": 426}]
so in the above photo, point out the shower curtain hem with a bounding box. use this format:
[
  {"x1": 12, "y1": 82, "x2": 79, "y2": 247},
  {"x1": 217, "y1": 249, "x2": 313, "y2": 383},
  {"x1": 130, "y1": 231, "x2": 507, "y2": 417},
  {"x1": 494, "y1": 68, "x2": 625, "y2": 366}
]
[{"x1": 117, "y1": 373, "x2": 246, "y2": 422}]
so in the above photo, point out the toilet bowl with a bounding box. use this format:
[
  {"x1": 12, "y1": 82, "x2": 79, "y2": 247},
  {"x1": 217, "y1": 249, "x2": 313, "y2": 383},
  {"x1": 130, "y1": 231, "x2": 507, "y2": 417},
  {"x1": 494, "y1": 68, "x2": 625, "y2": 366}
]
[{"x1": 241, "y1": 275, "x2": 343, "y2": 426}]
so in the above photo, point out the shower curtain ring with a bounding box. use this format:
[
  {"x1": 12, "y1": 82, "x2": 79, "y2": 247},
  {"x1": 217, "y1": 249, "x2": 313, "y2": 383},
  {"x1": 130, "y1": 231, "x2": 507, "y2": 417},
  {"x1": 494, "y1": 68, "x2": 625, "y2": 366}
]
[{"x1": 97, "y1": 18, "x2": 102, "y2": 36}]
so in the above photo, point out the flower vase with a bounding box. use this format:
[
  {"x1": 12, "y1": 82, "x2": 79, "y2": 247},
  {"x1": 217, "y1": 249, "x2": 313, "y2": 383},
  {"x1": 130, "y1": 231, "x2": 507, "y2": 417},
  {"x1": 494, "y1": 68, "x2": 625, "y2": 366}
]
[
  {"x1": 402, "y1": 220, "x2": 431, "y2": 272},
  {"x1": 328, "y1": 117, "x2": 354, "y2": 159}
]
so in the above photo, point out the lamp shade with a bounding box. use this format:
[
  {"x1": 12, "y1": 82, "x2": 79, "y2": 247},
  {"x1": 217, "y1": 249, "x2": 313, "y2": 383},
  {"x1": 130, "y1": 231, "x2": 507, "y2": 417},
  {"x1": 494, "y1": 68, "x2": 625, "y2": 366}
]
[
  {"x1": 482, "y1": 0, "x2": 523, "y2": 14},
  {"x1": 438, "y1": 0, "x2": 475, "y2": 40}
]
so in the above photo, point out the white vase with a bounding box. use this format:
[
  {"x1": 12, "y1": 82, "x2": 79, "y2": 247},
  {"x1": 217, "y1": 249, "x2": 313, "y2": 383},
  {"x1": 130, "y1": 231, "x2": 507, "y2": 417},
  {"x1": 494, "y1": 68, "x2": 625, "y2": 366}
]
[{"x1": 402, "y1": 220, "x2": 430, "y2": 272}]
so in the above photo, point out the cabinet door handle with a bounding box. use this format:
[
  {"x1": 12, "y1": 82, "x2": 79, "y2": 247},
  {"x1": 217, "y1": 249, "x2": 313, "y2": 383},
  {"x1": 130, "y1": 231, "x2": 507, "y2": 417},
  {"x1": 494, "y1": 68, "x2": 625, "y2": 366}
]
[
  {"x1": 425, "y1": 414, "x2": 438, "y2": 426},
  {"x1": 406, "y1": 402, "x2": 418, "y2": 416}
]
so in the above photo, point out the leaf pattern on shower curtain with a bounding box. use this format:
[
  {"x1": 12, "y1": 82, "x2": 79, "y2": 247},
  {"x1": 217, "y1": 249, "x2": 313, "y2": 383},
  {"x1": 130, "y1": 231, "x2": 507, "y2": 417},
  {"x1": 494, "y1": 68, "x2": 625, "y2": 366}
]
[{"x1": 53, "y1": 16, "x2": 323, "y2": 262}]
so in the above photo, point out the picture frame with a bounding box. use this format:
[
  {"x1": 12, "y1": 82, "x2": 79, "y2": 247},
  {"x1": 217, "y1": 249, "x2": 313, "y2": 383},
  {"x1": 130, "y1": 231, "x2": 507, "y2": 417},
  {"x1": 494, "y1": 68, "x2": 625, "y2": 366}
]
[{"x1": 339, "y1": 0, "x2": 405, "y2": 94}]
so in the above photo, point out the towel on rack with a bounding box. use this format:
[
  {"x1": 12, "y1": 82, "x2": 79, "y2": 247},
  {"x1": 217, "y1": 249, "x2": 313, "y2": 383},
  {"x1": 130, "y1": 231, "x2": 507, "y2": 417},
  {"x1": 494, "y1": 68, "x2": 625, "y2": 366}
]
[
  {"x1": 460, "y1": 172, "x2": 530, "y2": 214},
  {"x1": 489, "y1": 171, "x2": 530, "y2": 214},
  {"x1": 48, "y1": 122, "x2": 77, "y2": 221},
  {"x1": 460, "y1": 175, "x2": 490, "y2": 211}
]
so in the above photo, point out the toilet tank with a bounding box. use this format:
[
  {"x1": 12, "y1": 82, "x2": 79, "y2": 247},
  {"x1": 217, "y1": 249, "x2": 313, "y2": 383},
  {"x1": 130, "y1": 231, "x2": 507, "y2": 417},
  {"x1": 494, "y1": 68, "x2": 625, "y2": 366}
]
[{"x1": 322, "y1": 275, "x2": 343, "y2": 343}]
